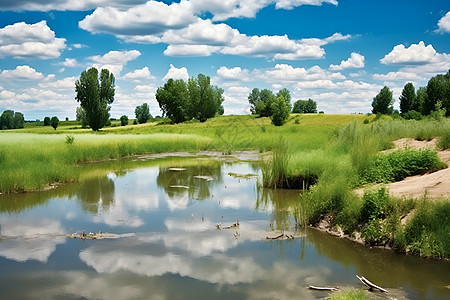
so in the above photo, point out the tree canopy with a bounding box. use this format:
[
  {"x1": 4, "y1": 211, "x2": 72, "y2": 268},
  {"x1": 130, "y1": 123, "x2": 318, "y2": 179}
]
[
  {"x1": 292, "y1": 99, "x2": 317, "y2": 113},
  {"x1": 372, "y1": 86, "x2": 394, "y2": 115},
  {"x1": 75, "y1": 67, "x2": 115, "y2": 131},
  {"x1": 423, "y1": 70, "x2": 450, "y2": 116},
  {"x1": 271, "y1": 95, "x2": 290, "y2": 126},
  {"x1": 399, "y1": 82, "x2": 417, "y2": 114},
  {"x1": 50, "y1": 116, "x2": 59, "y2": 130},
  {"x1": 156, "y1": 74, "x2": 224, "y2": 123},
  {"x1": 0, "y1": 110, "x2": 24, "y2": 130},
  {"x1": 135, "y1": 103, "x2": 152, "y2": 124}
]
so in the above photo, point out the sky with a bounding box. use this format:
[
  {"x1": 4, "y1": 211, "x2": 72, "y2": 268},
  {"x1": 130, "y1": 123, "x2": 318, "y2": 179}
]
[{"x1": 0, "y1": 0, "x2": 449, "y2": 120}]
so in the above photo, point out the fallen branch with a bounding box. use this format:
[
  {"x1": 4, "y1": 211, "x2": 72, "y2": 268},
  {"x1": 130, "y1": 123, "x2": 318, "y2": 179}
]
[
  {"x1": 356, "y1": 275, "x2": 388, "y2": 293},
  {"x1": 266, "y1": 233, "x2": 284, "y2": 240},
  {"x1": 308, "y1": 286, "x2": 339, "y2": 292}
]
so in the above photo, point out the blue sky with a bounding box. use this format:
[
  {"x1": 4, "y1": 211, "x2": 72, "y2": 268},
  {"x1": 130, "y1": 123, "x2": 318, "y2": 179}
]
[{"x1": 0, "y1": 0, "x2": 449, "y2": 120}]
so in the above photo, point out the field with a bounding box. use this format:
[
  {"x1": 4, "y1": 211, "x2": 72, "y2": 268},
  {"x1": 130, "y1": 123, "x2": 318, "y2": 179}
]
[{"x1": 1, "y1": 113, "x2": 450, "y2": 258}]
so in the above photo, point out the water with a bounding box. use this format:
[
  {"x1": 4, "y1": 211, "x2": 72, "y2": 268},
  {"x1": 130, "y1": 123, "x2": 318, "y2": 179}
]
[{"x1": 0, "y1": 156, "x2": 449, "y2": 300}]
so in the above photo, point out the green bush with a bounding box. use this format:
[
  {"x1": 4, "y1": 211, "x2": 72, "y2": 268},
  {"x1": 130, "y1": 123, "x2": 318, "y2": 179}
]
[
  {"x1": 362, "y1": 149, "x2": 446, "y2": 183},
  {"x1": 360, "y1": 187, "x2": 390, "y2": 222},
  {"x1": 437, "y1": 131, "x2": 450, "y2": 150}
]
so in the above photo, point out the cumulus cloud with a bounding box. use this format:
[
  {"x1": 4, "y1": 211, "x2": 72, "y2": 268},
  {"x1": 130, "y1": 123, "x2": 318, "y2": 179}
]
[
  {"x1": 0, "y1": 21, "x2": 65, "y2": 59},
  {"x1": 0, "y1": 65, "x2": 44, "y2": 80},
  {"x1": 256, "y1": 64, "x2": 345, "y2": 83},
  {"x1": 39, "y1": 76, "x2": 78, "y2": 90},
  {"x1": 164, "y1": 44, "x2": 221, "y2": 57},
  {"x1": 163, "y1": 64, "x2": 189, "y2": 81},
  {"x1": 79, "y1": 1, "x2": 197, "y2": 36},
  {"x1": 372, "y1": 71, "x2": 423, "y2": 81},
  {"x1": 62, "y1": 58, "x2": 77, "y2": 67},
  {"x1": 217, "y1": 66, "x2": 250, "y2": 81},
  {"x1": 89, "y1": 50, "x2": 141, "y2": 76},
  {"x1": 329, "y1": 52, "x2": 364, "y2": 70},
  {"x1": 436, "y1": 11, "x2": 450, "y2": 34},
  {"x1": 380, "y1": 41, "x2": 437, "y2": 65},
  {"x1": 122, "y1": 67, "x2": 153, "y2": 81}
]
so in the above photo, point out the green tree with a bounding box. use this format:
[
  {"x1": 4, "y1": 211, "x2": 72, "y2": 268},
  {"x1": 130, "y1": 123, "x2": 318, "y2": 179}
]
[
  {"x1": 156, "y1": 78, "x2": 190, "y2": 123},
  {"x1": 271, "y1": 95, "x2": 290, "y2": 126},
  {"x1": 43, "y1": 116, "x2": 51, "y2": 126},
  {"x1": 75, "y1": 67, "x2": 115, "y2": 131},
  {"x1": 292, "y1": 99, "x2": 317, "y2": 113},
  {"x1": 135, "y1": 103, "x2": 152, "y2": 124},
  {"x1": 76, "y1": 107, "x2": 88, "y2": 128},
  {"x1": 371, "y1": 86, "x2": 394, "y2": 115},
  {"x1": 120, "y1": 115, "x2": 128, "y2": 126},
  {"x1": 424, "y1": 71, "x2": 450, "y2": 116},
  {"x1": 416, "y1": 87, "x2": 427, "y2": 113},
  {"x1": 399, "y1": 82, "x2": 417, "y2": 114},
  {"x1": 14, "y1": 112, "x2": 24, "y2": 129},
  {"x1": 50, "y1": 116, "x2": 59, "y2": 130},
  {"x1": 276, "y1": 88, "x2": 292, "y2": 111},
  {"x1": 189, "y1": 74, "x2": 224, "y2": 122},
  {"x1": 0, "y1": 110, "x2": 14, "y2": 130},
  {"x1": 247, "y1": 88, "x2": 276, "y2": 117}
]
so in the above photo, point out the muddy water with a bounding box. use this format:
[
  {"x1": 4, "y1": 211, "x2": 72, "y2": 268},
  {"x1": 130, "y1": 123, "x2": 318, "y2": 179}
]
[{"x1": 0, "y1": 156, "x2": 449, "y2": 300}]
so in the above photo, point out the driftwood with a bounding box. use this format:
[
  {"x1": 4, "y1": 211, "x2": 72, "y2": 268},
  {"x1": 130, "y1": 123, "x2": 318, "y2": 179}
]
[
  {"x1": 356, "y1": 275, "x2": 388, "y2": 293},
  {"x1": 222, "y1": 220, "x2": 239, "y2": 230},
  {"x1": 308, "y1": 285, "x2": 339, "y2": 292},
  {"x1": 266, "y1": 233, "x2": 284, "y2": 240},
  {"x1": 67, "y1": 231, "x2": 134, "y2": 240}
]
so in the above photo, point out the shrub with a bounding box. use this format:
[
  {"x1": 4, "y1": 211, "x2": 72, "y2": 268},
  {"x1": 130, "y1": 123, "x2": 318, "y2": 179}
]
[
  {"x1": 402, "y1": 110, "x2": 422, "y2": 120},
  {"x1": 65, "y1": 135, "x2": 75, "y2": 145},
  {"x1": 120, "y1": 115, "x2": 129, "y2": 126},
  {"x1": 360, "y1": 187, "x2": 390, "y2": 222},
  {"x1": 437, "y1": 131, "x2": 450, "y2": 150}
]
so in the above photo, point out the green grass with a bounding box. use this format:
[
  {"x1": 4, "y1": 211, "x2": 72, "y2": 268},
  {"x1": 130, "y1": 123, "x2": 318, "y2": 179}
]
[{"x1": 326, "y1": 289, "x2": 369, "y2": 300}]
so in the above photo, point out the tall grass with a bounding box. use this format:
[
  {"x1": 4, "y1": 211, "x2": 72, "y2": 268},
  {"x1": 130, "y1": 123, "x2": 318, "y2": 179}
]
[{"x1": 326, "y1": 289, "x2": 369, "y2": 300}]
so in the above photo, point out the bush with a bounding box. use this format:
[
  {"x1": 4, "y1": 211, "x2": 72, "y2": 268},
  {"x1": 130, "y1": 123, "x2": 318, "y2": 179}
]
[
  {"x1": 65, "y1": 135, "x2": 75, "y2": 145},
  {"x1": 437, "y1": 131, "x2": 450, "y2": 150},
  {"x1": 402, "y1": 110, "x2": 422, "y2": 120},
  {"x1": 43, "y1": 116, "x2": 51, "y2": 126},
  {"x1": 361, "y1": 149, "x2": 446, "y2": 183},
  {"x1": 360, "y1": 187, "x2": 390, "y2": 222},
  {"x1": 120, "y1": 115, "x2": 129, "y2": 126}
]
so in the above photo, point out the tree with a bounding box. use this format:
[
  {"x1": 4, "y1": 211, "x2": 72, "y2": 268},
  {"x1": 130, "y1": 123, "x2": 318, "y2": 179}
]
[
  {"x1": 120, "y1": 115, "x2": 128, "y2": 126},
  {"x1": 76, "y1": 107, "x2": 88, "y2": 128},
  {"x1": 399, "y1": 82, "x2": 417, "y2": 114},
  {"x1": 0, "y1": 110, "x2": 24, "y2": 130},
  {"x1": 424, "y1": 71, "x2": 450, "y2": 116},
  {"x1": 156, "y1": 78, "x2": 190, "y2": 123},
  {"x1": 14, "y1": 112, "x2": 24, "y2": 129},
  {"x1": 276, "y1": 88, "x2": 292, "y2": 111},
  {"x1": 135, "y1": 103, "x2": 152, "y2": 124},
  {"x1": 75, "y1": 67, "x2": 115, "y2": 131},
  {"x1": 416, "y1": 87, "x2": 427, "y2": 114},
  {"x1": 50, "y1": 116, "x2": 59, "y2": 130},
  {"x1": 156, "y1": 74, "x2": 224, "y2": 123},
  {"x1": 43, "y1": 116, "x2": 51, "y2": 126},
  {"x1": 292, "y1": 99, "x2": 317, "y2": 113},
  {"x1": 247, "y1": 88, "x2": 276, "y2": 117},
  {"x1": 271, "y1": 95, "x2": 290, "y2": 126},
  {"x1": 371, "y1": 86, "x2": 394, "y2": 115},
  {"x1": 188, "y1": 74, "x2": 224, "y2": 122}
]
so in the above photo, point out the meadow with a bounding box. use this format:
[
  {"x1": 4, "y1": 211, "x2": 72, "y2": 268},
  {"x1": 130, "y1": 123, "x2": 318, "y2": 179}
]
[{"x1": 1, "y1": 113, "x2": 450, "y2": 258}]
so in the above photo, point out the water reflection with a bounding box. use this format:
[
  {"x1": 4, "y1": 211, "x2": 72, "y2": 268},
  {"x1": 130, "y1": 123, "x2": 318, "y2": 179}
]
[{"x1": 76, "y1": 176, "x2": 115, "y2": 214}]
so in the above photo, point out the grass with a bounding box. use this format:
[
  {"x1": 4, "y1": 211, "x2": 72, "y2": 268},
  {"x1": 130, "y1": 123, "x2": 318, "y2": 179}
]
[{"x1": 326, "y1": 289, "x2": 369, "y2": 300}]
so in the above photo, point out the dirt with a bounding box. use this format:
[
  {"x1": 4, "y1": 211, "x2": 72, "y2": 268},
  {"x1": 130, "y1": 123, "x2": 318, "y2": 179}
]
[{"x1": 356, "y1": 138, "x2": 450, "y2": 199}]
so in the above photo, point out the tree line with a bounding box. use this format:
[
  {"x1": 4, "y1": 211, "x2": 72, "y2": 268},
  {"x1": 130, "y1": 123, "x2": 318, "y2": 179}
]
[
  {"x1": 0, "y1": 110, "x2": 24, "y2": 130},
  {"x1": 372, "y1": 70, "x2": 450, "y2": 119}
]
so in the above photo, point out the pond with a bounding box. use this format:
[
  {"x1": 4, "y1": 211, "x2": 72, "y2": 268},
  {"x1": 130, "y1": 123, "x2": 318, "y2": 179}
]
[{"x1": 0, "y1": 155, "x2": 449, "y2": 300}]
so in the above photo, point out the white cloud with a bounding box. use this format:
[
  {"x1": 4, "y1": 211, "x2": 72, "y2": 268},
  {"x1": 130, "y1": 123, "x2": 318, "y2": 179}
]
[
  {"x1": 39, "y1": 76, "x2": 77, "y2": 90},
  {"x1": 217, "y1": 66, "x2": 250, "y2": 81},
  {"x1": 257, "y1": 64, "x2": 345, "y2": 83},
  {"x1": 191, "y1": 0, "x2": 271, "y2": 21},
  {"x1": 372, "y1": 71, "x2": 423, "y2": 81},
  {"x1": 274, "y1": 0, "x2": 338, "y2": 10},
  {"x1": 79, "y1": 1, "x2": 197, "y2": 36},
  {"x1": 329, "y1": 52, "x2": 364, "y2": 70},
  {"x1": 123, "y1": 67, "x2": 153, "y2": 81},
  {"x1": 0, "y1": 21, "x2": 65, "y2": 59},
  {"x1": 0, "y1": 65, "x2": 44, "y2": 80},
  {"x1": 62, "y1": 58, "x2": 77, "y2": 67},
  {"x1": 89, "y1": 50, "x2": 141, "y2": 76},
  {"x1": 164, "y1": 44, "x2": 221, "y2": 57},
  {"x1": 436, "y1": 11, "x2": 450, "y2": 34},
  {"x1": 380, "y1": 41, "x2": 437, "y2": 65},
  {"x1": 163, "y1": 64, "x2": 189, "y2": 81}
]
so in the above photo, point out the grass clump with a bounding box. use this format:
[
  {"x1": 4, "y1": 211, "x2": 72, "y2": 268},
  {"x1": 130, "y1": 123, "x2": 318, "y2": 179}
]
[
  {"x1": 437, "y1": 130, "x2": 450, "y2": 150},
  {"x1": 326, "y1": 288, "x2": 369, "y2": 300},
  {"x1": 360, "y1": 149, "x2": 446, "y2": 184}
]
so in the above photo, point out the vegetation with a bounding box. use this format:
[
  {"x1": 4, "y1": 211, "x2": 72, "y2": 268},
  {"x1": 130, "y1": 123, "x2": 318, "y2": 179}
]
[
  {"x1": 75, "y1": 67, "x2": 115, "y2": 131},
  {"x1": 155, "y1": 74, "x2": 224, "y2": 123},
  {"x1": 43, "y1": 116, "x2": 51, "y2": 126},
  {"x1": 248, "y1": 88, "x2": 292, "y2": 119},
  {"x1": 326, "y1": 289, "x2": 369, "y2": 300},
  {"x1": 0, "y1": 110, "x2": 25, "y2": 130},
  {"x1": 50, "y1": 116, "x2": 59, "y2": 130},
  {"x1": 292, "y1": 99, "x2": 317, "y2": 113},
  {"x1": 371, "y1": 86, "x2": 394, "y2": 114},
  {"x1": 120, "y1": 115, "x2": 129, "y2": 126},
  {"x1": 271, "y1": 95, "x2": 290, "y2": 126},
  {"x1": 135, "y1": 103, "x2": 152, "y2": 124}
]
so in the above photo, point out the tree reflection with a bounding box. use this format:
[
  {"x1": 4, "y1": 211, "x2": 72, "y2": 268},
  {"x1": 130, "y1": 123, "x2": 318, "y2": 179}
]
[
  {"x1": 256, "y1": 186, "x2": 302, "y2": 232},
  {"x1": 156, "y1": 161, "x2": 223, "y2": 205},
  {"x1": 76, "y1": 176, "x2": 115, "y2": 214}
]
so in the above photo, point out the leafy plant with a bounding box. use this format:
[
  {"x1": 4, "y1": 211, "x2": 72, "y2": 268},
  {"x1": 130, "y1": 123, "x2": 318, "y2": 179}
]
[{"x1": 65, "y1": 135, "x2": 75, "y2": 145}]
